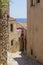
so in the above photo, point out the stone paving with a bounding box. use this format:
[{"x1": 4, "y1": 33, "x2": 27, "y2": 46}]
[{"x1": 7, "y1": 51, "x2": 43, "y2": 65}]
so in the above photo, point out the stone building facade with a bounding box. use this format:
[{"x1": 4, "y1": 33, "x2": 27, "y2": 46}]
[
  {"x1": 16, "y1": 22, "x2": 27, "y2": 52},
  {"x1": 27, "y1": 0, "x2": 43, "y2": 63},
  {"x1": 8, "y1": 17, "x2": 27, "y2": 53},
  {"x1": 8, "y1": 17, "x2": 20, "y2": 53},
  {"x1": 0, "y1": 0, "x2": 9, "y2": 65}
]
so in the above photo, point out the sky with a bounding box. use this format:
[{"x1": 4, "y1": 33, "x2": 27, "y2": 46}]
[{"x1": 10, "y1": 0, "x2": 27, "y2": 18}]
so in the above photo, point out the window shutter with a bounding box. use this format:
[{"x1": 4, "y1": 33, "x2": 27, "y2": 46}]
[{"x1": 33, "y1": 0, "x2": 35, "y2": 6}]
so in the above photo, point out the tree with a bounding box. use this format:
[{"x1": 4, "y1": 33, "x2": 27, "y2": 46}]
[{"x1": 0, "y1": 0, "x2": 9, "y2": 19}]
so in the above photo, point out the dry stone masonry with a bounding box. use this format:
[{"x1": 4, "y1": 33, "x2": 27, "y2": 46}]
[
  {"x1": 0, "y1": 0, "x2": 9, "y2": 65},
  {"x1": 0, "y1": 19, "x2": 8, "y2": 65}
]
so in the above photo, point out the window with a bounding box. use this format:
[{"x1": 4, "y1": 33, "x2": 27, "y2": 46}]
[
  {"x1": 31, "y1": 49, "x2": 33, "y2": 55},
  {"x1": 10, "y1": 24, "x2": 13, "y2": 32},
  {"x1": 11, "y1": 40, "x2": 13, "y2": 46},
  {"x1": 36, "y1": 0, "x2": 40, "y2": 3},
  {"x1": 31, "y1": 0, "x2": 33, "y2": 6}
]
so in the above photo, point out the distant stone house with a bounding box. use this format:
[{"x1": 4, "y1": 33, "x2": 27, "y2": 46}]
[
  {"x1": 8, "y1": 17, "x2": 27, "y2": 53},
  {"x1": 27, "y1": 0, "x2": 43, "y2": 63},
  {"x1": 16, "y1": 22, "x2": 27, "y2": 52},
  {"x1": 8, "y1": 17, "x2": 19, "y2": 53}
]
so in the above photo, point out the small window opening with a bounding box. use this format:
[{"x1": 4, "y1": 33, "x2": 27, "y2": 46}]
[
  {"x1": 37, "y1": 0, "x2": 40, "y2": 3},
  {"x1": 10, "y1": 24, "x2": 13, "y2": 32},
  {"x1": 31, "y1": 49, "x2": 33, "y2": 55},
  {"x1": 11, "y1": 40, "x2": 13, "y2": 46},
  {"x1": 31, "y1": 0, "x2": 33, "y2": 6}
]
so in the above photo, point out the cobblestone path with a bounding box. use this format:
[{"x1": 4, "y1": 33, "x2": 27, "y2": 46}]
[{"x1": 7, "y1": 51, "x2": 43, "y2": 65}]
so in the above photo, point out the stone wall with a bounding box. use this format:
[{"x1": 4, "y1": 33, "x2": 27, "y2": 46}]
[
  {"x1": 0, "y1": 1, "x2": 9, "y2": 65},
  {"x1": 27, "y1": 0, "x2": 43, "y2": 63},
  {"x1": 0, "y1": 19, "x2": 8, "y2": 65}
]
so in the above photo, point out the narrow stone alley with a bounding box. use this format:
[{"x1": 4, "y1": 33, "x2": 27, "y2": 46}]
[{"x1": 7, "y1": 51, "x2": 43, "y2": 65}]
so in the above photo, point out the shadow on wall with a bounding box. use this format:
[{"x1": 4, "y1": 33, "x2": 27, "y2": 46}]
[{"x1": 13, "y1": 52, "x2": 43, "y2": 65}]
